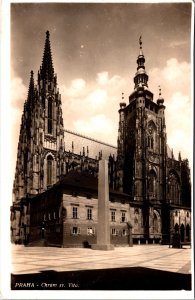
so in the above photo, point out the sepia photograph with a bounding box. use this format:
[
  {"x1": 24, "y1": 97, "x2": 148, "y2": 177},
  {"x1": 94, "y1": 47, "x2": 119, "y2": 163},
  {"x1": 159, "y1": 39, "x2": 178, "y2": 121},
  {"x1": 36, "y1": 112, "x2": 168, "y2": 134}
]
[{"x1": 0, "y1": 1, "x2": 194, "y2": 299}]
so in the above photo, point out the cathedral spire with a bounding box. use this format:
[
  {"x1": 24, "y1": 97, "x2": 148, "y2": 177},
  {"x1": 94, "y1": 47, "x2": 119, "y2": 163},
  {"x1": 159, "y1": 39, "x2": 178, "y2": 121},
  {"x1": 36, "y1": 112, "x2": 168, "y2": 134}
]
[
  {"x1": 40, "y1": 30, "x2": 54, "y2": 81},
  {"x1": 27, "y1": 70, "x2": 35, "y2": 105},
  {"x1": 134, "y1": 36, "x2": 149, "y2": 90}
]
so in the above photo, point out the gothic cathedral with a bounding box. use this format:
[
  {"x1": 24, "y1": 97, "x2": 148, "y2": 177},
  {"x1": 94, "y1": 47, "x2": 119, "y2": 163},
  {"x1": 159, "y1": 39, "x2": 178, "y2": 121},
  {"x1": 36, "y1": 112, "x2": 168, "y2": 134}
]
[{"x1": 11, "y1": 32, "x2": 191, "y2": 247}]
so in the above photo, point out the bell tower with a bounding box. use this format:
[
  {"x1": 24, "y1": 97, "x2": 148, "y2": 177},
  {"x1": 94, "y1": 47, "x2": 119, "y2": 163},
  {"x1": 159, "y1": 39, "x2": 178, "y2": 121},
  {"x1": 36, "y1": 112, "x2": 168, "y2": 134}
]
[
  {"x1": 117, "y1": 36, "x2": 167, "y2": 196},
  {"x1": 117, "y1": 37, "x2": 167, "y2": 238}
]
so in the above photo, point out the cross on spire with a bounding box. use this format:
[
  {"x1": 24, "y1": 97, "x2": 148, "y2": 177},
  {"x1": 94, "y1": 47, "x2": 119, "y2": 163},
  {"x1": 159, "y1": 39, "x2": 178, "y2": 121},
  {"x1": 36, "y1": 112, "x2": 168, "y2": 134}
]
[
  {"x1": 159, "y1": 85, "x2": 162, "y2": 97},
  {"x1": 139, "y1": 35, "x2": 142, "y2": 49}
]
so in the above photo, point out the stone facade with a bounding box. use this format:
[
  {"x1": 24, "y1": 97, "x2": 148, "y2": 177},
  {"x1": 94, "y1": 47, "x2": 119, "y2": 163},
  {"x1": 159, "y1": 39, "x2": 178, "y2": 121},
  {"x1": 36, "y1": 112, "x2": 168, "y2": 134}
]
[
  {"x1": 26, "y1": 171, "x2": 132, "y2": 247},
  {"x1": 11, "y1": 32, "x2": 191, "y2": 247}
]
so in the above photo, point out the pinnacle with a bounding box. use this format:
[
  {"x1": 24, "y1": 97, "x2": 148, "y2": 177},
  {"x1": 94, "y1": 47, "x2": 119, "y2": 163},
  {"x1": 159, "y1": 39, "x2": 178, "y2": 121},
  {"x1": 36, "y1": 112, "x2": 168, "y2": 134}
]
[
  {"x1": 40, "y1": 30, "x2": 54, "y2": 81},
  {"x1": 27, "y1": 70, "x2": 35, "y2": 103},
  {"x1": 46, "y1": 30, "x2": 50, "y2": 38}
]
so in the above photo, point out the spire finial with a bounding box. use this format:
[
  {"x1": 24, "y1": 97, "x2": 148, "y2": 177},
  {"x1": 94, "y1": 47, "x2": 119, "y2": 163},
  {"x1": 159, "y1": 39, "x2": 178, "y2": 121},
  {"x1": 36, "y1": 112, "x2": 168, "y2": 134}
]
[
  {"x1": 157, "y1": 85, "x2": 164, "y2": 105},
  {"x1": 46, "y1": 30, "x2": 50, "y2": 38},
  {"x1": 134, "y1": 35, "x2": 148, "y2": 89},
  {"x1": 122, "y1": 92, "x2": 124, "y2": 100},
  {"x1": 158, "y1": 85, "x2": 162, "y2": 97},
  {"x1": 139, "y1": 35, "x2": 142, "y2": 49}
]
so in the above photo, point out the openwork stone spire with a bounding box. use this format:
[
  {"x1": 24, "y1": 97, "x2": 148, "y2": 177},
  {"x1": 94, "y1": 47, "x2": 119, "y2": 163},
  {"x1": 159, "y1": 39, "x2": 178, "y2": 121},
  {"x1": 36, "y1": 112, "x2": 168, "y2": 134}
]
[{"x1": 40, "y1": 30, "x2": 54, "y2": 81}]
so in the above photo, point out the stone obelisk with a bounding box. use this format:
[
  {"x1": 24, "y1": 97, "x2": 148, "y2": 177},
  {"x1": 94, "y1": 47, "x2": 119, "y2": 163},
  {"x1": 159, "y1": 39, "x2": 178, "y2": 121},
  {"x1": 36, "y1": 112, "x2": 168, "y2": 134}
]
[{"x1": 92, "y1": 159, "x2": 114, "y2": 250}]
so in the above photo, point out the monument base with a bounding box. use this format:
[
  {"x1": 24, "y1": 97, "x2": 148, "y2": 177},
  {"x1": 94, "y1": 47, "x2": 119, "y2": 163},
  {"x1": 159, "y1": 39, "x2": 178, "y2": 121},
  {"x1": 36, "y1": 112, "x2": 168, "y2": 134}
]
[{"x1": 91, "y1": 244, "x2": 114, "y2": 251}]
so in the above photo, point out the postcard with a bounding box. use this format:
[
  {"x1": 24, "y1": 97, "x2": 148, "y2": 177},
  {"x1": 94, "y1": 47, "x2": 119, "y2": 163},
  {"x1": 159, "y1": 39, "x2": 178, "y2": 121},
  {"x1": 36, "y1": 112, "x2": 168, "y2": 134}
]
[{"x1": 0, "y1": 1, "x2": 194, "y2": 299}]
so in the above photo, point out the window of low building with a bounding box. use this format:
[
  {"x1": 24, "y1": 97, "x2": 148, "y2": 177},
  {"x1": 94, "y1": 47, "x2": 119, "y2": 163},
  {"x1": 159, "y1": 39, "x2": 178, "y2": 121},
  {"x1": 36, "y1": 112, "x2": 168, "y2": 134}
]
[
  {"x1": 122, "y1": 229, "x2": 127, "y2": 236},
  {"x1": 121, "y1": 211, "x2": 126, "y2": 222},
  {"x1": 72, "y1": 206, "x2": 78, "y2": 219},
  {"x1": 87, "y1": 227, "x2": 95, "y2": 235},
  {"x1": 72, "y1": 227, "x2": 80, "y2": 235},
  {"x1": 111, "y1": 210, "x2": 116, "y2": 222},
  {"x1": 87, "y1": 208, "x2": 92, "y2": 220},
  {"x1": 111, "y1": 228, "x2": 117, "y2": 235}
]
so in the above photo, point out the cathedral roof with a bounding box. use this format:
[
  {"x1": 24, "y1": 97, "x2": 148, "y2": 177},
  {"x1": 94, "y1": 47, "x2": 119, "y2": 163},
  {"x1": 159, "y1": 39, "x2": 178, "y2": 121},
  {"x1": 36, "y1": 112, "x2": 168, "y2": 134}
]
[
  {"x1": 55, "y1": 170, "x2": 130, "y2": 198},
  {"x1": 28, "y1": 170, "x2": 130, "y2": 201},
  {"x1": 64, "y1": 129, "x2": 117, "y2": 160},
  {"x1": 57, "y1": 170, "x2": 98, "y2": 191}
]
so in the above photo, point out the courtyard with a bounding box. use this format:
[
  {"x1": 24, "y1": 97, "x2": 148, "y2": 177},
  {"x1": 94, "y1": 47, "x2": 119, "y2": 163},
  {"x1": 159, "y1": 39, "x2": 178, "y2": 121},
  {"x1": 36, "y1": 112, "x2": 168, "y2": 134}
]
[{"x1": 11, "y1": 244, "x2": 192, "y2": 291}]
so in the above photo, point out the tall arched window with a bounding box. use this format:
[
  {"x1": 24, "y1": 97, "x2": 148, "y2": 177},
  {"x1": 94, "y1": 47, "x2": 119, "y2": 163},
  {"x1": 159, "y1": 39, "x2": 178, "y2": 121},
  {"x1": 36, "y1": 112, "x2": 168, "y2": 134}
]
[
  {"x1": 174, "y1": 223, "x2": 179, "y2": 233},
  {"x1": 148, "y1": 170, "x2": 156, "y2": 194},
  {"x1": 186, "y1": 224, "x2": 190, "y2": 241},
  {"x1": 168, "y1": 171, "x2": 180, "y2": 204},
  {"x1": 147, "y1": 121, "x2": 156, "y2": 150},
  {"x1": 48, "y1": 98, "x2": 53, "y2": 134},
  {"x1": 153, "y1": 212, "x2": 159, "y2": 233},
  {"x1": 180, "y1": 224, "x2": 185, "y2": 242},
  {"x1": 47, "y1": 155, "x2": 53, "y2": 185},
  {"x1": 134, "y1": 209, "x2": 139, "y2": 232}
]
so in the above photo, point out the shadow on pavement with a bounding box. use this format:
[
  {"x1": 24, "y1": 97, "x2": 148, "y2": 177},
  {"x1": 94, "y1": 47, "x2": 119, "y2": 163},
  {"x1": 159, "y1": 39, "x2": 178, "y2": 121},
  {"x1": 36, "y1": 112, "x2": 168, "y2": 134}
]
[{"x1": 11, "y1": 267, "x2": 191, "y2": 290}]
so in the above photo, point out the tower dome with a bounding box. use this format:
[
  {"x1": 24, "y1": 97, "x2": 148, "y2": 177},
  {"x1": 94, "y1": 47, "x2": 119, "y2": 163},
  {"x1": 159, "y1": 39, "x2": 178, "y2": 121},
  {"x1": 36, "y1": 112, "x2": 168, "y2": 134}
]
[{"x1": 157, "y1": 86, "x2": 164, "y2": 105}]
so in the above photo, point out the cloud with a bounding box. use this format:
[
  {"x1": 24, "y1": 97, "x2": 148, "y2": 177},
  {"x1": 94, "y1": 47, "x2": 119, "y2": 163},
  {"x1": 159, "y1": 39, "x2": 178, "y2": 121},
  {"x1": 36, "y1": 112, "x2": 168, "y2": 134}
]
[
  {"x1": 73, "y1": 114, "x2": 113, "y2": 137},
  {"x1": 61, "y1": 78, "x2": 86, "y2": 98},
  {"x1": 85, "y1": 89, "x2": 107, "y2": 110},
  {"x1": 60, "y1": 64, "x2": 192, "y2": 162},
  {"x1": 166, "y1": 92, "x2": 192, "y2": 163},
  {"x1": 169, "y1": 40, "x2": 187, "y2": 48},
  {"x1": 162, "y1": 58, "x2": 190, "y2": 82},
  {"x1": 149, "y1": 58, "x2": 192, "y2": 166},
  {"x1": 10, "y1": 61, "x2": 192, "y2": 171},
  {"x1": 97, "y1": 72, "x2": 109, "y2": 85},
  {"x1": 149, "y1": 58, "x2": 190, "y2": 97},
  {"x1": 97, "y1": 71, "x2": 126, "y2": 89},
  {"x1": 11, "y1": 71, "x2": 28, "y2": 178},
  {"x1": 11, "y1": 76, "x2": 27, "y2": 109},
  {"x1": 60, "y1": 71, "x2": 127, "y2": 145}
]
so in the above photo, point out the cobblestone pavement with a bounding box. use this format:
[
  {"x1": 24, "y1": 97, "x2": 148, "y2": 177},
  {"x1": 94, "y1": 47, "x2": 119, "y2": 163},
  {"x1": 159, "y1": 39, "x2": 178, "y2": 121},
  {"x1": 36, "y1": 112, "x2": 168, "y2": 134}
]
[{"x1": 12, "y1": 244, "x2": 192, "y2": 275}]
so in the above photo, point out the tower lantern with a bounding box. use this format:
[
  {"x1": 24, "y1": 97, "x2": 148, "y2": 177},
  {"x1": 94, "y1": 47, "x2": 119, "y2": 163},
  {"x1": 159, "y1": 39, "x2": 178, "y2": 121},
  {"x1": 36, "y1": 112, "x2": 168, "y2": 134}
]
[{"x1": 134, "y1": 36, "x2": 149, "y2": 90}]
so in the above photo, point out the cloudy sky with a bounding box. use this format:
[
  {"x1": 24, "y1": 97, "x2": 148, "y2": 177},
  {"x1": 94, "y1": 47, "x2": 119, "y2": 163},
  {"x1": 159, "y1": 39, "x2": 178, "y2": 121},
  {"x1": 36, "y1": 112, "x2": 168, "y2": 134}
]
[{"x1": 11, "y1": 2, "x2": 192, "y2": 177}]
